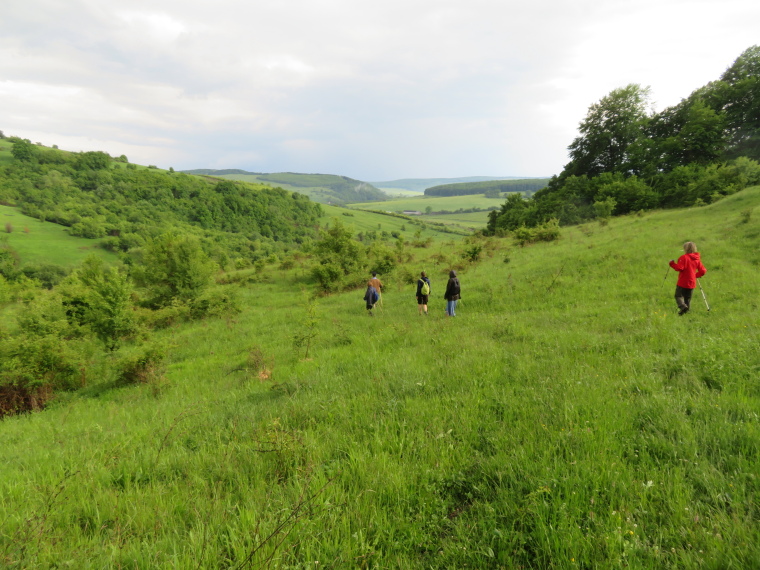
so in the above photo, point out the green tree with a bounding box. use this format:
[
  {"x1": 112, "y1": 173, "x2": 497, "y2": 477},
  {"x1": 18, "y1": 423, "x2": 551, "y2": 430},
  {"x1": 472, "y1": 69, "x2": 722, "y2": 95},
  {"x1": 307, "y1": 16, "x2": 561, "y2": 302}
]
[
  {"x1": 565, "y1": 84, "x2": 652, "y2": 177},
  {"x1": 77, "y1": 256, "x2": 136, "y2": 350},
  {"x1": 717, "y1": 45, "x2": 760, "y2": 160},
  {"x1": 11, "y1": 139, "x2": 37, "y2": 162},
  {"x1": 136, "y1": 233, "x2": 216, "y2": 307},
  {"x1": 311, "y1": 218, "x2": 364, "y2": 292}
]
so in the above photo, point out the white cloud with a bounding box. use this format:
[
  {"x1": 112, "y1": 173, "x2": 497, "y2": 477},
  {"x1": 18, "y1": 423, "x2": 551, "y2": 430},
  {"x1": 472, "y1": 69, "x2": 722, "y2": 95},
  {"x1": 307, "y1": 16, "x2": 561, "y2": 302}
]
[{"x1": 0, "y1": 0, "x2": 757, "y2": 179}]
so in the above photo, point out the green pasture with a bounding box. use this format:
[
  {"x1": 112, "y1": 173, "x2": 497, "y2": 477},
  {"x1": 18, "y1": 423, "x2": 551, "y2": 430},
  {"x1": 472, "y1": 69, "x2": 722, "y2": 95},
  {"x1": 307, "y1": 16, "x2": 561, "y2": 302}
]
[
  {"x1": 350, "y1": 192, "x2": 507, "y2": 213},
  {"x1": 376, "y1": 187, "x2": 424, "y2": 197},
  {"x1": 320, "y1": 204, "x2": 466, "y2": 240},
  {"x1": 1, "y1": 187, "x2": 760, "y2": 567},
  {"x1": 425, "y1": 210, "x2": 491, "y2": 229},
  {"x1": 0, "y1": 205, "x2": 115, "y2": 267}
]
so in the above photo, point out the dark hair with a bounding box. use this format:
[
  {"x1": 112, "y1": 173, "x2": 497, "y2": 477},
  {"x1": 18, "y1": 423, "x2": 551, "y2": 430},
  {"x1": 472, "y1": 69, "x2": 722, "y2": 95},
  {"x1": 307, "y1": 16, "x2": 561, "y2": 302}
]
[
  {"x1": 420, "y1": 271, "x2": 426, "y2": 278},
  {"x1": 372, "y1": 272, "x2": 377, "y2": 277},
  {"x1": 449, "y1": 270, "x2": 457, "y2": 278}
]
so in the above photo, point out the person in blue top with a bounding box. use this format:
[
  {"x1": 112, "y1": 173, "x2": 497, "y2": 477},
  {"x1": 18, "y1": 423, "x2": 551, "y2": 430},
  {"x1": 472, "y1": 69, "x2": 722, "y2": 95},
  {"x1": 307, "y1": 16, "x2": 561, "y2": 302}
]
[{"x1": 416, "y1": 271, "x2": 431, "y2": 315}]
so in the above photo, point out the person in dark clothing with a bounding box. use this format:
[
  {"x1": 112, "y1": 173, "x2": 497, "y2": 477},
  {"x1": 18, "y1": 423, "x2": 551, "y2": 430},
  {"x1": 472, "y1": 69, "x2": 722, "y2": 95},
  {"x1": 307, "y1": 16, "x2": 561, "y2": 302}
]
[
  {"x1": 669, "y1": 241, "x2": 707, "y2": 315},
  {"x1": 444, "y1": 270, "x2": 461, "y2": 317},
  {"x1": 364, "y1": 285, "x2": 379, "y2": 316},
  {"x1": 416, "y1": 271, "x2": 431, "y2": 315}
]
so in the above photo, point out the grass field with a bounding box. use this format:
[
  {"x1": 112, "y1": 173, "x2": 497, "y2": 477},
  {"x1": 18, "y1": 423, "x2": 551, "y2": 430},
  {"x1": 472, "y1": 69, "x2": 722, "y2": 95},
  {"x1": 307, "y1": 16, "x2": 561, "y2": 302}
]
[
  {"x1": 349, "y1": 193, "x2": 506, "y2": 232},
  {"x1": 350, "y1": 193, "x2": 507, "y2": 213},
  {"x1": 320, "y1": 204, "x2": 467, "y2": 240},
  {"x1": 1, "y1": 187, "x2": 759, "y2": 567},
  {"x1": 0, "y1": 205, "x2": 115, "y2": 267},
  {"x1": 376, "y1": 188, "x2": 424, "y2": 198}
]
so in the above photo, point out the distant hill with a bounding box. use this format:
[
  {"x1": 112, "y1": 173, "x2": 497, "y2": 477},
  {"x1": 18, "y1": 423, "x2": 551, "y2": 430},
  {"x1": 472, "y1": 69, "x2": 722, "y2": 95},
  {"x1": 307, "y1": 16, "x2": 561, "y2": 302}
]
[
  {"x1": 182, "y1": 169, "x2": 263, "y2": 176},
  {"x1": 370, "y1": 176, "x2": 534, "y2": 193},
  {"x1": 424, "y1": 178, "x2": 551, "y2": 197},
  {"x1": 181, "y1": 170, "x2": 387, "y2": 204}
]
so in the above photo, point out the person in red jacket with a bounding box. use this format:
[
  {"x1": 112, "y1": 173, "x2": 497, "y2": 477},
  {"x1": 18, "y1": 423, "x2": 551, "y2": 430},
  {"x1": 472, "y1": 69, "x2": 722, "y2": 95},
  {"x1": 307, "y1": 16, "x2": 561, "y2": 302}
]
[{"x1": 669, "y1": 241, "x2": 707, "y2": 315}]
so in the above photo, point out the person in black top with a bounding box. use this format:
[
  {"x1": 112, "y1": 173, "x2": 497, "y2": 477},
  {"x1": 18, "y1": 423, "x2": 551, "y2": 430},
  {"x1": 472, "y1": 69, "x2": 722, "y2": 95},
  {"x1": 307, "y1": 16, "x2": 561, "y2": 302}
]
[
  {"x1": 416, "y1": 271, "x2": 431, "y2": 315},
  {"x1": 444, "y1": 270, "x2": 461, "y2": 317}
]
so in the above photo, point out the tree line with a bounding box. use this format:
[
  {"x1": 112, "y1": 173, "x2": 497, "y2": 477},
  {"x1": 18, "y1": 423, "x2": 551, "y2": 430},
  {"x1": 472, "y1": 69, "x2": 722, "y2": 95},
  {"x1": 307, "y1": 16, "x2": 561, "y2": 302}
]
[
  {"x1": 425, "y1": 178, "x2": 550, "y2": 197},
  {"x1": 486, "y1": 46, "x2": 760, "y2": 233}
]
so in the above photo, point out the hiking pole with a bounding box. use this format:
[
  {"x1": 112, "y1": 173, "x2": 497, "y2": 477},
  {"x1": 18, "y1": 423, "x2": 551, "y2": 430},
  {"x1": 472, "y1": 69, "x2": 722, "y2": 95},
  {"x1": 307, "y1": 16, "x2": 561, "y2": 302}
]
[
  {"x1": 697, "y1": 279, "x2": 711, "y2": 312},
  {"x1": 661, "y1": 265, "x2": 671, "y2": 288}
]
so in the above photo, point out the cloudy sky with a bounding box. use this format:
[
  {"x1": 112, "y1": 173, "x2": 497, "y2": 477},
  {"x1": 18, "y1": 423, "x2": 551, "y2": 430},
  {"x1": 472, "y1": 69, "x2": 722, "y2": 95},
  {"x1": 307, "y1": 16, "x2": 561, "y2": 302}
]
[{"x1": 1, "y1": 0, "x2": 758, "y2": 181}]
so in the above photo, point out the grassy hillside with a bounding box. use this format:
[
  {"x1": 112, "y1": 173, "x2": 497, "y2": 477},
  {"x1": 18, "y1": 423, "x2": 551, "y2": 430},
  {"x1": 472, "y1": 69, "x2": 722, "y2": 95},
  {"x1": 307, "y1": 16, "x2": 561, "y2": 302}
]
[
  {"x1": 188, "y1": 171, "x2": 387, "y2": 205},
  {"x1": 1, "y1": 205, "x2": 115, "y2": 267},
  {"x1": 1, "y1": 186, "x2": 759, "y2": 567}
]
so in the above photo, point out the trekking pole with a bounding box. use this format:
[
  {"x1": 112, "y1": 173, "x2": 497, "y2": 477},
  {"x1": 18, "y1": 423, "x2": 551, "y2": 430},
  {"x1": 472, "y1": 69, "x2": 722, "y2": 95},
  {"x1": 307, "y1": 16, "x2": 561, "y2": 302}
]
[
  {"x1": 661, "y1": 265, "x2": 670, "y2": 288},
  {"x1": 697, "y1": 279, "x2": 710, "y2": 312}
]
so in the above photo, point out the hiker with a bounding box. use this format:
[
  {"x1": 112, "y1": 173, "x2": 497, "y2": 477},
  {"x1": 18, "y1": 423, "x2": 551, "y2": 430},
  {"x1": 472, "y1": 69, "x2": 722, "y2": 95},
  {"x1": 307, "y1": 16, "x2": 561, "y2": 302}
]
[
  {"x1": 364, "y1": 284, "x2": 379, "y2": 316},
  {"x1": 669, "y1": 241, "x2": 707, "y2": 315},
  {"x1": 444, "y1": 270, "x2": 461, "y2": 317},
  {"x1": 416, "y1": 271, "x2": 431, "y2": 315},
  {"x1": 368, "y1": 272, "x2": 383, "y2": 306}
]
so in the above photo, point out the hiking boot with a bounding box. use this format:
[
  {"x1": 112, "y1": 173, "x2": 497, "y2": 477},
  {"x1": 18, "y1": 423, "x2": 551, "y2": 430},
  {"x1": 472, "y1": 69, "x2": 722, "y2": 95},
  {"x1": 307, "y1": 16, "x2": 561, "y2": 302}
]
[{"x1": 678, "y1": 307, "x2": 689, "y2": 316}]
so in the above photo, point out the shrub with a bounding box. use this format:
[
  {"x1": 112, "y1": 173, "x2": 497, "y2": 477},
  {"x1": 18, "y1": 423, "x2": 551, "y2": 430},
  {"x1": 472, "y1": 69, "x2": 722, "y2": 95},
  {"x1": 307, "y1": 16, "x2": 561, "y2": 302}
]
[
  {"x1": 134, "y1": 233, "x2": 216, "y2": 307},
  {"x1": 116, "y1": 343, "x2": 167, "y2": 385},
  {"x1": 188, "y1": 289, "x2": 240, "y2": 320},
  {"x1": 20, "y1": 264, "x2": 68, "y2": 289}
]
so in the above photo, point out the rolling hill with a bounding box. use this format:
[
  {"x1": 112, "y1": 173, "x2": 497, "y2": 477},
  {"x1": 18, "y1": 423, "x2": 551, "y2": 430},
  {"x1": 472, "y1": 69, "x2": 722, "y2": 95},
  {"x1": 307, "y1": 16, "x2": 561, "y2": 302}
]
[{"x1": 181, "y1": 169, "x2": 387, "y2": 204}]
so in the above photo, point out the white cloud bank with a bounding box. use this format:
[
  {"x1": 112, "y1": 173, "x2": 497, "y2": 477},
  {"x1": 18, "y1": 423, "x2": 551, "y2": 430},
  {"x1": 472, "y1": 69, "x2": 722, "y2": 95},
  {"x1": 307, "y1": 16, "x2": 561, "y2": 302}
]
[{"x1": 1, "y1": 0, "x2": 758, "y2": 179}]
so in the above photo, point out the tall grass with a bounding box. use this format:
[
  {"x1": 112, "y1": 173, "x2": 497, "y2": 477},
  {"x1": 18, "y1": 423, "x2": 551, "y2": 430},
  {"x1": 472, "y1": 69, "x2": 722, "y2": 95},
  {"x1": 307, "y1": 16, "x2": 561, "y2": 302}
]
[{"x1": 1, "y1": 188, "x2": 759, "y2": 568}]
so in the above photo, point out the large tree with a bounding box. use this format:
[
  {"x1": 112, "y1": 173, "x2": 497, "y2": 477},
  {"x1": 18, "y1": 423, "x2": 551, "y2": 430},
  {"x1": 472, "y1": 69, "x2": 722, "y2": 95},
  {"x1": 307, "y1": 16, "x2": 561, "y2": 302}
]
[
  {"x1": 718, "y1": 45, "x2": 760, "y2": 160},
  {"x1": 564, "y1": 84, "x2": 652, "y2": 178}
]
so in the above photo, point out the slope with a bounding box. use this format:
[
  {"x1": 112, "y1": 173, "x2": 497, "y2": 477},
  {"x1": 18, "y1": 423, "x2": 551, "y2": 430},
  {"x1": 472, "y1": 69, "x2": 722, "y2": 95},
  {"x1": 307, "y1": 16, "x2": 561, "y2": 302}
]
[
  {"x1": 183, "y1": 170, "x2": 388, "y2": 204},
  {"x1": 1, "y1": 187, "x2": 759, "y2": 568}
]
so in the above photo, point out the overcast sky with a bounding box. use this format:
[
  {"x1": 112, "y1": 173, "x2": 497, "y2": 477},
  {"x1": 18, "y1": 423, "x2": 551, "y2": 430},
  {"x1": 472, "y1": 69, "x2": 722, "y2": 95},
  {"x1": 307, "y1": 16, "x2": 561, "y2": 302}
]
[{"x1": 1, "y1": 0, "x2": 758, "y2": 180}]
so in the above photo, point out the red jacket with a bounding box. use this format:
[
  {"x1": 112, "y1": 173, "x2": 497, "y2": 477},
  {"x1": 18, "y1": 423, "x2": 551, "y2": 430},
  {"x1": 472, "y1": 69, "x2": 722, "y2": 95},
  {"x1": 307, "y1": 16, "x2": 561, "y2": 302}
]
[{"x1": 669, "y1": 252, "x2": 706, "y2": 289}]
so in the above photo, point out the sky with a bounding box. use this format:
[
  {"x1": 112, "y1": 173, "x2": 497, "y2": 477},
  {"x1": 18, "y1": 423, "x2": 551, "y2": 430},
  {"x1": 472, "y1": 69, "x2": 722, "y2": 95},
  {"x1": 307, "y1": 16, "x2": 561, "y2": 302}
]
[{"x1": 1, "y1": 0, "x2": 758, "y2": 181}]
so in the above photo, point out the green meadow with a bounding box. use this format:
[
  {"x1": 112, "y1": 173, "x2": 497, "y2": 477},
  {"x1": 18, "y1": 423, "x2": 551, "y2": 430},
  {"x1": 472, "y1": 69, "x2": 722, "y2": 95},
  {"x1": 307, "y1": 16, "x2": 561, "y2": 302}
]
[
  {"x1": 319, "y1": 205, "x2": 461, "y2": 239},
  {"x1": 376, "y1": 188, "x2": 423, "y2": 198},
  {"x1": 348, "y1": 194, "x2": 508, "y2": 232},
  {"x1": 350, "y1": 193, "x2": 506, "y2": 213},
  {"x1": 1, "y1": 186, "x2": 760, "y2": 568},
  {"x1": 0, "y1": 205, "x2": 115, "y2": 267}
]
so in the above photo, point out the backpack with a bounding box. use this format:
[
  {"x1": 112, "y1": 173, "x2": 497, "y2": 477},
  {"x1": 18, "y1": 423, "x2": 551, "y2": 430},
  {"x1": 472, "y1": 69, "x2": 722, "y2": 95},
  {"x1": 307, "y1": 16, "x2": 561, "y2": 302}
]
[{"x1": 420, "y1": 279, "x2": 430, "y2": 296}]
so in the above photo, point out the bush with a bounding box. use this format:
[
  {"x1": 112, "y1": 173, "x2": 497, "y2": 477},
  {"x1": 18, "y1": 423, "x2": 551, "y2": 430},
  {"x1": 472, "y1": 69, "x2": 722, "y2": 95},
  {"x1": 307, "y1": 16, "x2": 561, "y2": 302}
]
[
  {"x1": 513, "y1": 219, "x2": 561, "y2": 246},
  {"x1": 20, "y1": 264, "x2": 68, "y2": 289},
  {"x1": 117, "y1": 343, "x2": 167, "y2": 385},
  {"x1": 134, "y1": 233, "x2": 216, "y2": 307},
  {"x1": 188, "y1": 289, "x2": 240, "y2": 320},
  {"x1": 70, "y1": 219, "x2": 107, "y2": 239}
]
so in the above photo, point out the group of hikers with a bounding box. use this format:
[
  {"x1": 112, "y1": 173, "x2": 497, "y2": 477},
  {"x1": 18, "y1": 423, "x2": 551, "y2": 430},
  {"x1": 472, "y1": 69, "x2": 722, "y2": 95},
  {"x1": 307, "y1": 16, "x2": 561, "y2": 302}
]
[
  {"x1": 362, "y1": 241, "x2": 706, "y2": 318},
  {"x1": 363, "y1": 270, "x2": 461, "y2": 317}
]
